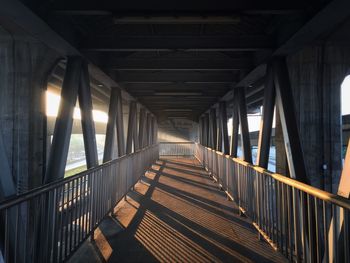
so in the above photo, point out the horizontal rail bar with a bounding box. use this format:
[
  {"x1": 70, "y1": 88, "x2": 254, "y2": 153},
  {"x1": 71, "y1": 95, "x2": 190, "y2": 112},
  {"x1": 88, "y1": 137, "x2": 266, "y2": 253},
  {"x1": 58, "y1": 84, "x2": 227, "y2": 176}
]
[{"x1": 0, "y1": 144, "x2": 159, "y2": 262}]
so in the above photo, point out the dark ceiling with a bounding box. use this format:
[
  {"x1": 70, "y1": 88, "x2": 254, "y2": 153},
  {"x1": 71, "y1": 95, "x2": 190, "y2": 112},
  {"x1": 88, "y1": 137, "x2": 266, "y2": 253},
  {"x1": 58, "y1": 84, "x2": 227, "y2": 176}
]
[{"x1": 21, "y1": 0, "x2": 332, "y2": 121}]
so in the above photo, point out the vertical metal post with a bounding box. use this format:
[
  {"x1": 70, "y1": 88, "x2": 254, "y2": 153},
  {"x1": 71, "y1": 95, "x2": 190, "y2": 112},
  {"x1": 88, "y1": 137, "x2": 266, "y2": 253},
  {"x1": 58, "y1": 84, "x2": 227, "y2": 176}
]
[
  {"x1": 103, "y1": 88, "x2": 119, "y2": 162},
  {"x1": 210, "y1": 108, "x2": 217, "y2": 150},
  {"x1": 257, "y1": 63, "x2": 275, "y2": 169},
  {"x1": 219, "y1": 102, "x2": 230, "y2": 155},
  {"x1": 126, "y1": 101, "x2": 137, "y2": 154},
  {"x1": 273, "y1": 57, "x2": 307, "y2": 182},
  {"x1": 217, "y1": 107, "x2": 222, "y2": 151},
  {"x1": 45, "y1": 57, "x2": 82, "y2": 183},
  {"x1": 237, "y1": 88, "x2": 252, "y2": 163},
  {"x1": 230, "y1": 89, "x2": 239, "y2": 157},
  {"x1": 79, "y1": 62, "x2": 99, "y2": 168}
]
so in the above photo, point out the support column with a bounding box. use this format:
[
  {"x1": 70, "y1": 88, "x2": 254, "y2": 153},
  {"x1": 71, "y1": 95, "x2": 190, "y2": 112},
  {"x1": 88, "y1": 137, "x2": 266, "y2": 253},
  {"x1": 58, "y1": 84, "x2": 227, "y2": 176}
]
[
  {"x1": 219, "y1": 102, "x2": 230, "y2": 155},
  {"x1": 257, "y1": 64, "x2": 275, "y2": 169},
  {"x1": 126, "y1": 101, "x2": 137, "y2": 154},
  {"x1": 45, "y1": 57, "x2": 82, "y2": 183},
  {"x1": 273, "y1": 57, "x2": 307, "y2": 183},
  {"x1": 230, "y1": 90, "x2": 239, "y2": 157},
  {"x1": 210, "y1": 108, "x2": 217, "y2": 150},
  {"x1": 237, "y1": 88, "x2": 252, "y2": 163},
  {"x1": 79, "y1": 62, "x2": 98, "y2": 168}
]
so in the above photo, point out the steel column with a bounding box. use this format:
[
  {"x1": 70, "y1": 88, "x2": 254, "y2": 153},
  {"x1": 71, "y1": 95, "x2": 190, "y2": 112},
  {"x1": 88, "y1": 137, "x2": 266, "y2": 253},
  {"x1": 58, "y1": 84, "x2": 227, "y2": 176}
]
[
  {"x1": 79, "y1": 62, "x2": 99, "y2": 168},
  {"x1": 210, "y1": 108, "x2": 217, "y2": 150},
  {"x1": 273, "y1": 57, "x2": 307, "y2": 183},
  {"x1": 230, "y1": 89, "x2": 239, "y2": 157},
  {"x1": 126, "y1": 101, "x2": 137, "y2": 154},
  {"x1": 257, "y1": 63, "x2": 275, "y2": 169},
  {"x1": 219, "y1": 102, "x2": 230, "y2": 154},
  {"x1": 237, "y1": 88, "x2": 252, "y2": 163},
  {"x1": 217, "y1": 108, "x2": 222, "y2": 151},
  {"x1": 45, "y1": 57, "x2": 82, "y2": 183}
]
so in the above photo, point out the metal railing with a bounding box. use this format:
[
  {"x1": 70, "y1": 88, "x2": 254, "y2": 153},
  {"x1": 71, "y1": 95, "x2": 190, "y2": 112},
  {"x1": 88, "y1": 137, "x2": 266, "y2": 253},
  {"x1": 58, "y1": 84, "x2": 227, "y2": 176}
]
[
  {"x1": 0, "y1": 144, "x2": 159, "y2": 263},
  {"x1": 159, "y1": 142, "x2": 195, "y2": 156},
  {"x1": 195, "y1": 143, "x2": 350, "y2": 263}
]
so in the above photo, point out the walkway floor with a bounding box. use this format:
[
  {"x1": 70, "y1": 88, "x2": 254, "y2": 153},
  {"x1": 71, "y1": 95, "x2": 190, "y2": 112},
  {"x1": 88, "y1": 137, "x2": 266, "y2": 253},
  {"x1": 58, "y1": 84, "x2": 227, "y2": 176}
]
[{"x1": 70, "y1": 157, "x2": 287, "y2": 263}]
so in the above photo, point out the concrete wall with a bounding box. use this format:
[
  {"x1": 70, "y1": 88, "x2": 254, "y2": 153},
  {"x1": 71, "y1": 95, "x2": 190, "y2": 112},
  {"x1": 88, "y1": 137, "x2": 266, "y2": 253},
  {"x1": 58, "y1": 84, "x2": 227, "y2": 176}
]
[
  {"x1": 0, "y1": 24, "x2": 60, "y2": 196},
  {"x1": 158, "y1": 119, "x2": 198, "y2": 142},
  {"x1": 283, "y1": 42, "x2": 350, "y2": 193}
]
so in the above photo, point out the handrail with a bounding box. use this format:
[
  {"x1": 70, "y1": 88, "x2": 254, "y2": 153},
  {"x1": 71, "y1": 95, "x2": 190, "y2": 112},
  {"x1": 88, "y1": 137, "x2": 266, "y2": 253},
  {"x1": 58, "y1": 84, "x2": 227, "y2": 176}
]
[
  {"x1": 0, "y1": 144, "x2": 158, "y2": 210},
  {"x1": 202, "y1": 145, "x2": 350, "y2": 210},
  {"x1": 195, "y1": 143, "x2": 350, "y2": 262},
  {"x1": 0, "y1": 144, "x2": 159, "y2": 263}
]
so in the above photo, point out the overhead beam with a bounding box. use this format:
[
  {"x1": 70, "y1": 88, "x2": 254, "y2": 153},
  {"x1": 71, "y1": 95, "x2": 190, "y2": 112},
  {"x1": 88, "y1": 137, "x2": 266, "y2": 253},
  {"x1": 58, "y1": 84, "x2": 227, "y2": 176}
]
[
  {"x1": 80, "y1": 36, "x2": 274, "y2": 52},
  {"x1": 114, "y1": 71, "x2": 237, "y2": 83},
  {"x1": 100, "y1": 58, "x2": 252, "y2": 70}
]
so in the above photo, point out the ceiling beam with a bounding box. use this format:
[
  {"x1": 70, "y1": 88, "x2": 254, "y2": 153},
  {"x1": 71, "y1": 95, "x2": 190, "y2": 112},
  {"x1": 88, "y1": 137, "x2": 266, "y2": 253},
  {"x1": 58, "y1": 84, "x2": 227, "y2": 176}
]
[
  {"x1": 113, "y1": 71, "x2": 237, "y2": 83},
  {"x1": 80, "y1": 36, "x2": 274, "y2": 52},
  {"x1": 52, "y1": 0, "x2": 312, "y2": 14},
  {"x1": 100, "y1": 58, "x2": 252, "y2": 70}
]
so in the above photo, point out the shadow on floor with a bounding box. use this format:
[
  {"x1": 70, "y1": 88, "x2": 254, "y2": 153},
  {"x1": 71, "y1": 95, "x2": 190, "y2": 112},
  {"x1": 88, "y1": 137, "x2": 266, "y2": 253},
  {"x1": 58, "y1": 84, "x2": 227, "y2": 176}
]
[{"x1": 69, "y1": 157, "x2": 287, "y2": 263}]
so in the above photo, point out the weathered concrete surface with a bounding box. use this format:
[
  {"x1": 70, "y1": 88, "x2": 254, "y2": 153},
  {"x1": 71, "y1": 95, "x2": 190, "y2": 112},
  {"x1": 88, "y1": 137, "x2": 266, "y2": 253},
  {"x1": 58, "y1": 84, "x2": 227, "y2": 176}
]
[{"x1": 70, "y1": 157, "x2": 286, "y2": 263}]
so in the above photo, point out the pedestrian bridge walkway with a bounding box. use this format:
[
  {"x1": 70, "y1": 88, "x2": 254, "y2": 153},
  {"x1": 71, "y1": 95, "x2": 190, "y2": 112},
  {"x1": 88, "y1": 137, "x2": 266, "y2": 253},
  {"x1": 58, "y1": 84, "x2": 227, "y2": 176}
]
[{"x1": 70, "y1": 157, "x2": 286, "y2": 262}]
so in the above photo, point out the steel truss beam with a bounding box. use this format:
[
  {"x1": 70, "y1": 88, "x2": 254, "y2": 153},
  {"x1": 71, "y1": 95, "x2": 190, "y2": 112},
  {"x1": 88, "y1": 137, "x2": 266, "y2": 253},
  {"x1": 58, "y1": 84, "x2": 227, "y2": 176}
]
[
  {"x1": 103, "y1": 88, "x2": 120, "y2": 162},
  {"x1": 209, "y1": 108, "x2": 217, "y2": 150},
  {"x1": 237, "y1": 88, "x2": 252, "y2": 163},
  {"x1": 139, "y1": 108, "x2": 147, "y2": 148},
  {"x1": 218, "y1": 102, "x2": 230, "y2": 155},
  {"x1": 230, "y1": 89, "x2": 239, "y2": 157},
  {"x1": 45, "y1": 57, "x2": 82, "y2": 183},
  {"x1": 79, "y1": 62, "x2": 99, "y2": 168},
  {"x1": 273, "y1": 57, "x2": 307, "y2": 183},
  {"x1": 126, "y1": 101, "x2": 138, "y2": 154},
  {"x1": 256, "y1": 63, "x2": 275, "y2": 169}
]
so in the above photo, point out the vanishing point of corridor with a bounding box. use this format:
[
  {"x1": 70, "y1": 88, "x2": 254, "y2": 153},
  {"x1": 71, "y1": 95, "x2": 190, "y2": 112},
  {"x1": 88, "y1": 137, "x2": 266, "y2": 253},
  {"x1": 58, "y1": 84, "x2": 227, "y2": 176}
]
[{"x1": 71, "y1": 158, "x2": 286, "y2": 263}]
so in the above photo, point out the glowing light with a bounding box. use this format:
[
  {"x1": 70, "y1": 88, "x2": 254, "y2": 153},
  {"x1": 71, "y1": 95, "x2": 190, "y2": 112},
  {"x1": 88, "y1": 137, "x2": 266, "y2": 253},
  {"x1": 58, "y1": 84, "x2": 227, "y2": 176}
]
[{"x1": 46, "y1": 91, "x2": 108, "y2": 123}]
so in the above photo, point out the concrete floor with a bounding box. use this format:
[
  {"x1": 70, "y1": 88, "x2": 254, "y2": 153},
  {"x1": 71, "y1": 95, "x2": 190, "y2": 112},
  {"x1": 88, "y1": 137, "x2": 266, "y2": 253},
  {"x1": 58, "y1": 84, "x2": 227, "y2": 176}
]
[{"x1": 69, "y1": 157, "x2": 287, "y2": 263}]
